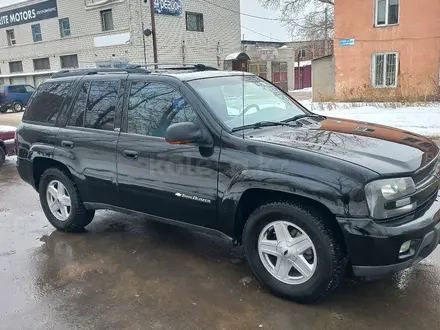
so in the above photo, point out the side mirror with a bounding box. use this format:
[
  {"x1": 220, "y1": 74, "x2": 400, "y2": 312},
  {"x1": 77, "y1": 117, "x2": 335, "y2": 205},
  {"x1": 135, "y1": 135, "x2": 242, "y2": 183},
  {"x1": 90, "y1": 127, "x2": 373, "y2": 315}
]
[{"x1": 165, "y1": 122, "x2": 213, "y2": 146}]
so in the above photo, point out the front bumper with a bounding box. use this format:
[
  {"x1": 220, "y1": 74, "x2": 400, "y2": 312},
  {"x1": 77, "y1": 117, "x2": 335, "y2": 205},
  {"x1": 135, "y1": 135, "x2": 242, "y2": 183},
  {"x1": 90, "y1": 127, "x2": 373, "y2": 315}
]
[{"x1": 337, "y1": 195, "x2": 440, "y2": 278}]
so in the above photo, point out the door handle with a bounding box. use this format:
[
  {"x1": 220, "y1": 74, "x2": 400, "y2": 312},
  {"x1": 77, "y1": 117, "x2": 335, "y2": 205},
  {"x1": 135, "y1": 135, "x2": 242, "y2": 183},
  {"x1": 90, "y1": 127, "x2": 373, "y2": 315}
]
[
  {"x1": 61, "y1": 140, "x2": 74, "y2": 148},
  {"x1": 123, "y1": 150, "x2": 139, "y2": 159}
]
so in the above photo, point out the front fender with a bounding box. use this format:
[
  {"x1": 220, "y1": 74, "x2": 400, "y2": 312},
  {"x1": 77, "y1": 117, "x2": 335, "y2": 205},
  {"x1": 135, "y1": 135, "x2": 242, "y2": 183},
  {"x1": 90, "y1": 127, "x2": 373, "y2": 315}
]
[{"x1": 218, "y1": 169, "x2": 367, "y2": 237}]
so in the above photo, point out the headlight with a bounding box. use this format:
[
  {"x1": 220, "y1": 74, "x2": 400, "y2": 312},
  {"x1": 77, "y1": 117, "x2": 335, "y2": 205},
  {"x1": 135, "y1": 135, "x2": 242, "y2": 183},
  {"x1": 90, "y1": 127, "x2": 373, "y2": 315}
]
[{"x1": 365, "y1": 177, "x2": 416, "y2": 220}]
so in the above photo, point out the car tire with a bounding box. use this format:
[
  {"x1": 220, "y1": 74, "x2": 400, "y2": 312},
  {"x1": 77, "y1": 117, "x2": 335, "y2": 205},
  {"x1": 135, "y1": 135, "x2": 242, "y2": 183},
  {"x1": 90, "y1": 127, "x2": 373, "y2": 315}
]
[
  {"x1": 12, "y1": 102, "x2": 23, "y2": 113},
  {"x1": 0, "y1": 147, "x2": 5, "y2": 168},
  {"x1": 242, "y1": 201, "x2": 347, "y2": 304},
  {"x1": 39, "y1": 168, "x2": 95, "y2": 232}
]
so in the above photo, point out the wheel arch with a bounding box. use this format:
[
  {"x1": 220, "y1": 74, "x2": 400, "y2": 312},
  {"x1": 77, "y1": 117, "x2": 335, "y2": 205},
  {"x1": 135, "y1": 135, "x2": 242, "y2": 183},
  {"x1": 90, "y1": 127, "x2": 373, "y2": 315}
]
[
  {"x1": 232, "y1": 188, "x2": 343, "y2": 243},
  {"x1": 33, "y1": 157, "x2": 72, "y2": 191},
  {"x1": 218, "y1": 170, "x2": 354, "y2": 242}
]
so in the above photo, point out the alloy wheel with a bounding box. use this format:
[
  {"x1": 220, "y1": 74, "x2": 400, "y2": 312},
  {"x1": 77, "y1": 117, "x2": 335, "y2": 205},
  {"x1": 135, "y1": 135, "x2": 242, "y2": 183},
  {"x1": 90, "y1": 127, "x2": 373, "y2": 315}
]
[{"x1": 258, "y1": 220, "x2": 317, "y2": 285}]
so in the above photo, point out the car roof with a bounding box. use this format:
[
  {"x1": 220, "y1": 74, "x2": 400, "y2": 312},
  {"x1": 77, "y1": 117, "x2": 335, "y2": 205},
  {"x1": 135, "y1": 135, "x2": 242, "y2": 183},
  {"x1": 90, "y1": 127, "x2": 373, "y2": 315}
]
[{"x1": 46, "y1": 67, "x2": 255, "y2": 82}]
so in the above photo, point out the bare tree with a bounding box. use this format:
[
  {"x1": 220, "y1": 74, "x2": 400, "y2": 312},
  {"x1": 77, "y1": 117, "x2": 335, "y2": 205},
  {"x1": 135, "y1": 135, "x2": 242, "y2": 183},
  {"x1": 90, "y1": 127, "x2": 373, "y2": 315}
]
[{"x1": 259, "y1": 0, "x2": 334, "y2": 42}]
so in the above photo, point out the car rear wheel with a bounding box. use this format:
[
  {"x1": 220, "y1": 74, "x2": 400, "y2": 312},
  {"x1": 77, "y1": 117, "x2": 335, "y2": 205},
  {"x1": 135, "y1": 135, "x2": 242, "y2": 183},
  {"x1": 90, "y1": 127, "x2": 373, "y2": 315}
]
[
  {"x1": 0, "y1": 147, "x2": 5, "y2": 167},
  {"x1": 12, "y1": 102, "x2": 23, "y2": 113},
  {"x1": 39, "y1": 168, "x2": 95, "y2": 231},
  {"x1": 243, "y1": 201, "x2": 347, "y2": 303}
]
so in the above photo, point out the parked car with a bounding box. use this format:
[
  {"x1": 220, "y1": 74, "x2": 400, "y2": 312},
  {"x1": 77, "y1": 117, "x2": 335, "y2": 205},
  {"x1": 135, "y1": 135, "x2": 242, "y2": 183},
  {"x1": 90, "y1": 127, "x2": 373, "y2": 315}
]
[
  {"x1": 16, "y1": 66, "x2": 440, "y2": 303},
  {"x1": 0, "y1": 125, "x2": 17, "y2": 167},
  {"x1": 0, "y1": 84, "x2": 35, "y2": 113}
]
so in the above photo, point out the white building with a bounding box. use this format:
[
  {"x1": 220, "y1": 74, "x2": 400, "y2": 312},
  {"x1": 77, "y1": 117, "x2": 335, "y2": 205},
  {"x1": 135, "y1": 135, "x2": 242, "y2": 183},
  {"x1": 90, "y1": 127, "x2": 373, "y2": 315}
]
[{"x1": 0, "y1": 0, "x2": 241, "y2": 86}]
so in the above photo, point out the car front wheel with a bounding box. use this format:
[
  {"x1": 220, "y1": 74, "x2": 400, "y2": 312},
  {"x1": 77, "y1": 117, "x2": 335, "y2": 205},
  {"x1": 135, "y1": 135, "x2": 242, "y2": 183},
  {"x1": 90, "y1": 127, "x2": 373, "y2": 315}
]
[
  {"x1": 243, "y1": 201, "x2": 347, "y2": 303},
  {"x1": 39, "y1": 168, "x2": 95, "y2": 231}
]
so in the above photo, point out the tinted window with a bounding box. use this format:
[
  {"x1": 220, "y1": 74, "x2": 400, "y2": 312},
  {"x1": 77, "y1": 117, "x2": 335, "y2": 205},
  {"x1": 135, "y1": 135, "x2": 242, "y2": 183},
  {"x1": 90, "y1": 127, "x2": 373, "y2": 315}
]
[
  {"x1": 127, "y1": 82, "x2": 198, "y2": 137},
  {"x1": 9, "y1": 85, "x2": 26, "y2": 93},
  {"x1": 84, "y1": 80, "x2": 119, "y2": 131},
  {"x1": 23, "y1": 82, "x2": 72, "y2": 123},
  {"x1": 68, "y1": 81, "x2": 90, "y2": 127}
]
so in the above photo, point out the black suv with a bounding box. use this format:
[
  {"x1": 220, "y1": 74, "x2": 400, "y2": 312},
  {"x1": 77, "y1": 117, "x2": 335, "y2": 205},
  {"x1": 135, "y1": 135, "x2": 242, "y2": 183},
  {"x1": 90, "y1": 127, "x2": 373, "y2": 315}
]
[{"x1": 16, "y1": 66, "x2": 440, "y2": 303}]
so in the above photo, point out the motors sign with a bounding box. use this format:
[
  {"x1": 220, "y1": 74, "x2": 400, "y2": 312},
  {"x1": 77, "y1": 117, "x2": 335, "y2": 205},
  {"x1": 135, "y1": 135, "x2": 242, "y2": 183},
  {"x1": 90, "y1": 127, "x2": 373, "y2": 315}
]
[{"x1": 0, "y1": 0, "x2": 58, "y2": 29}]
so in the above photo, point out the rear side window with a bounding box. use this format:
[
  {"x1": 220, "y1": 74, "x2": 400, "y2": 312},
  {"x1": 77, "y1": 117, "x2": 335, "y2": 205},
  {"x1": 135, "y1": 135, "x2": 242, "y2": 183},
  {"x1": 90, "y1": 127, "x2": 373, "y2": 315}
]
[
  {"x1": 9, "y1": 85, "x2": 26, "y2": 93},
  {"x1": 68, "y1": 81, "x2": 90, "y2": 127},
  {"x1": 23, "y1": 82, "x2": 72, "y2": 124},
  {"x1": 84, "y1": 80, "x2": 120, "y2": 131}
]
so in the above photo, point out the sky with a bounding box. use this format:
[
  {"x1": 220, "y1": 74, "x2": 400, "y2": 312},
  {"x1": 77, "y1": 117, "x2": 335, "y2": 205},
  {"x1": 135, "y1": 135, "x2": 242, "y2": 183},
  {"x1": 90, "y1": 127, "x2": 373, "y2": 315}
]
[{"x1": 0, "y1": 0, "x2": 291, "y2": 42}]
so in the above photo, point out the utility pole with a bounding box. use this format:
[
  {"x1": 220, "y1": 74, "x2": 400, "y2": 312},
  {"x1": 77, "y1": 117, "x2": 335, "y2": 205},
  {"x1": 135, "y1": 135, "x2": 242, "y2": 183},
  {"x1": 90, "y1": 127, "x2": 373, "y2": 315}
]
[
  {"x1": 324, "y1": 6, "x2": 329, "y2": 55},
  {"x1": 148, "y1": 0, "x2": 158, "y2": 67}
]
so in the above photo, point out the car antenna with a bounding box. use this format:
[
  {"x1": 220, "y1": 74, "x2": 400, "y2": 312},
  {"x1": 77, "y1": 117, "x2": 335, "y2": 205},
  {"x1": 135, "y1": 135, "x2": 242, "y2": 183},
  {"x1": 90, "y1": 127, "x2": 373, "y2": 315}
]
[{"x1": 241, "y1": 62, "x2": 245, "y2": 139}]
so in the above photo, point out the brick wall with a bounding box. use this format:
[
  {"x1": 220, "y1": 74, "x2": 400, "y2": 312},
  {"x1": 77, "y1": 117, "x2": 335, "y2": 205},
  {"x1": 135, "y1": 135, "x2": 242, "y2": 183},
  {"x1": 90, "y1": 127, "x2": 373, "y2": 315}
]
[
  {"x1": 334, "y1": 0, "x2": 440, "y2": 101},
  {"x1": 0, "y1": 0, "x2": 241, "y2": 83}
]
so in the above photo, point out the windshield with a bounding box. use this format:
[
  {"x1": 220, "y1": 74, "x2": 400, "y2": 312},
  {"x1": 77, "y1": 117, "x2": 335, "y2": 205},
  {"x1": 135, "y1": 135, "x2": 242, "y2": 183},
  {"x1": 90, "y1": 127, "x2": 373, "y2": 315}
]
[{"x1": 188, "y1": 75, "x2": 307, "y2": 131}]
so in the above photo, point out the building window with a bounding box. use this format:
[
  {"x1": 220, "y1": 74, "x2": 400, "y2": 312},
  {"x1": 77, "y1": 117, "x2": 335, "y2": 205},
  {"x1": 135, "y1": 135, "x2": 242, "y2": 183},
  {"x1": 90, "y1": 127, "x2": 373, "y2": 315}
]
[
  {"x1": 186, "y1": 12, "x2": 204, "y2": 32},
  {"x1": 59, "y1": 18, "x2": 71, "y2": 37},
  {"x1": 31, "y1": 24, "x2": 42, "y2": 42},
  {"x1": 6, "y1": 29, "x2": 16, "y2": 46},
  {"x1": 375, "y1": 0, "x2": 399, "y2": 26},
  {"x1": 298, "y1": 49, "x2": 306, "y2": 58},
  {"x1": 100, "y1": 9, "x2": 114, "y2": 31},
  {"x1": 33, "y1": 58, "x2": 50, "y2": 71},
  {"x1": 9, "y1": 61, "x2": 23, "y2": 73},
  {"x1": 372, "y1": 52, "x2": 399, "y2": 88},
  {"x1": 60, "y1": 54, "x2": 79, "y2": 69}
]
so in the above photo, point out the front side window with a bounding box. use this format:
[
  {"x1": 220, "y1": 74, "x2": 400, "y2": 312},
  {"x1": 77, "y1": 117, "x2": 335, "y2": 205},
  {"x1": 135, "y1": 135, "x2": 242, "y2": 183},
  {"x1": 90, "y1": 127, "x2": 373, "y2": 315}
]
[
  {"x1": 100, "y1": 9, "x2": 114, "y2": 31},
  {"x1": 186, "y1": 12, "x2": 204, "y2": 32},
  {"x1": 32, "y1": 24, "x2": 42, "y2": 42},
  {"x1": 59, "y1": 18, "x2": 71, "y2": 37},
  {"x1": 84, "y1": 80, "x2": 120, "y2": 131},
  {"x1": 372, "y1": 52, "x2": 399, "y2": 88},
  {"x1": 188, "y1": 75, "x2": 306, "y2": 131},
  {"x1": 25, "y1": 85, "x2": 35, "y2": 93},
  {"x1": 23, "y1": 82, "x2": 72, "y2": 124},
  {"x1": 375, "y1": 0, "x2": 399, "y2": 26},
  {"x1": 127, "y1": 82, "x2": 198, "y2": 137}
]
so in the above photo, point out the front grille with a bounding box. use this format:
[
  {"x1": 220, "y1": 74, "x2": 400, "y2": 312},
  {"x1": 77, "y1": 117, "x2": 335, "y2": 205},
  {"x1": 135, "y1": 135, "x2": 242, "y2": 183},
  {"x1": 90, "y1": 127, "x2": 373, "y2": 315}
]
[{"x1": 413, "y1": 157, "x2": 438, "y2": 186}]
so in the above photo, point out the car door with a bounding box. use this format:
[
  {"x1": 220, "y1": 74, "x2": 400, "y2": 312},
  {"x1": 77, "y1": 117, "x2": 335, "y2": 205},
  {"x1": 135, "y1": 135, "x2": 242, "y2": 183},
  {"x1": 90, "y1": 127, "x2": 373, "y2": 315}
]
[
  {"x1": 7, "y1": 85, "x2": 27, "y2": 104},
  {"x1": 116, "y1": 78, "x2": 220, "y2": 228},
  {"x1": 54, "y1": 75, "x2": 125, "y2": 207}
]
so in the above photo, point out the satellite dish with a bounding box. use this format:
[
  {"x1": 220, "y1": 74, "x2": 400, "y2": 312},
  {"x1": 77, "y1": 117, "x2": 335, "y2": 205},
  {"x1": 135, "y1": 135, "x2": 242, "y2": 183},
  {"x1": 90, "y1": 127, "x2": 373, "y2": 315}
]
[{"x1": 143, "y1": 28, "x2": 152, "y2": 37}]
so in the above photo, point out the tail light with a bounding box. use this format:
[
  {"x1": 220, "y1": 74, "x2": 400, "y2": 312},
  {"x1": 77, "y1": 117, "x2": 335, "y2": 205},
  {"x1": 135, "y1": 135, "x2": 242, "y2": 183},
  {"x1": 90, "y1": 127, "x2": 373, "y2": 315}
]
[{"x1": 4, "y1": 93, "x2": 8, "y2": 97}]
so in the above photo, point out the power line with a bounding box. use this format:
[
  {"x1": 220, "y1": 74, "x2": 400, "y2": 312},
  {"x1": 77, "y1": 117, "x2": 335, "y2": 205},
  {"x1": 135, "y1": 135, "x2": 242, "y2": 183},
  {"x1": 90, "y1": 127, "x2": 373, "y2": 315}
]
[
  {"x1": 198, "y1": 0, "x2": 282, "y2": 21},
  {"x1": 241, "y1": 26, "x2": 284, "y2": 42}
]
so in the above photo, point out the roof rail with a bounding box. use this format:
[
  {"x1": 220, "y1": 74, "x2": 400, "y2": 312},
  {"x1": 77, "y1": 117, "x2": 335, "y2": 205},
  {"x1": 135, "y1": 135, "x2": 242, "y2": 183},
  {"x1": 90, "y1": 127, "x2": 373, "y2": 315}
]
[
  {"x1": 51, "y1": 67, "x2": 150, "y2": 78},
  {"x1": 127, "y1": 63, "x2": 219, "y2": 72}
]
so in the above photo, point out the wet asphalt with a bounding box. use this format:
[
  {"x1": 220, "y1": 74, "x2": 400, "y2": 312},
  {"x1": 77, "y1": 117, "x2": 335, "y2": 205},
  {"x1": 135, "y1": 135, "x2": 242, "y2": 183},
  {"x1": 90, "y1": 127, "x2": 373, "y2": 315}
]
[{"x1": 1, "y1": 157, "x2": 440, "y2": 330}]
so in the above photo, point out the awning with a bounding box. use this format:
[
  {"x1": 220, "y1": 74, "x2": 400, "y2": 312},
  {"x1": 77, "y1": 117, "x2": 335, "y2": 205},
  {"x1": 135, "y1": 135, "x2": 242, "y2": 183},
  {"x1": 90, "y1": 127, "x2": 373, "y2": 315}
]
[{"x1": 224, "y1": 52, "x2": 250, "y2": 61}]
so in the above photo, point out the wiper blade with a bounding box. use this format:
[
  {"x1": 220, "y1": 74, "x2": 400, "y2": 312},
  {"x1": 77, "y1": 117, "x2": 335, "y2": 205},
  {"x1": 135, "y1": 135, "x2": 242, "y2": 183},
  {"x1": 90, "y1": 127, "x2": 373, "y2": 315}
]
[
  {"x1": 282, "y1": 114, "x2": 326, "y2": 123},
  {"x1": 232, "y1": 121, "x2": 295, "y2": 132}
]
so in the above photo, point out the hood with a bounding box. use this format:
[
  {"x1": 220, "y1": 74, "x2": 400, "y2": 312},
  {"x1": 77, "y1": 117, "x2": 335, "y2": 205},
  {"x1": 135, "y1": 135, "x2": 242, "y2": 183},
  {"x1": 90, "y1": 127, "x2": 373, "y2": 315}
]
[{"x1": 248, "y1": 117, "x2": 438, "y2": 175}]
